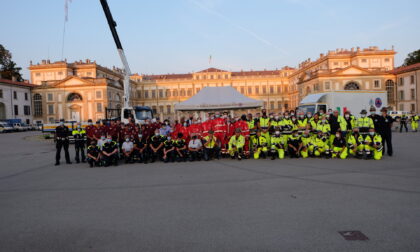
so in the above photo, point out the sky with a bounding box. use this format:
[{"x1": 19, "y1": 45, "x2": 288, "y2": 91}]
[{"x1": 1, "y1": 0, "x2": 420, "y2": 80}]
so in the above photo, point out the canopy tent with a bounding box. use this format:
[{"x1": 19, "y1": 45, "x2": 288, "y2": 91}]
[{"x1": 174, "y1": 86, "x2": 263, "y2": 111}]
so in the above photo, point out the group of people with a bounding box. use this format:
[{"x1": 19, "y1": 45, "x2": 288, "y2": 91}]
[{"x1": 53, "y1": 107, "x2": 420, "y2": 167}]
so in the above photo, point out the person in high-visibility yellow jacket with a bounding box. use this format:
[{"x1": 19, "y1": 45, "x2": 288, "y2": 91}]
[
  {"x1": 252, "y1": 130, "x2": 268, "y2": 159},
  {"x1": 364, "y1": 128, "x2": 383, "y2": 160},
  {"x1": 258, "y1": 109, "x2": 271, "y2": 146},
  {"x1": 270, "y1": 130, "x2": 285, "y2": 160},
  {"x1": 346, "y1": 128, "x2": 364, "y2": 157},
  {"x1": 310, "y1": 131, "x2": 331, "y2": 157},
  {"x1": 331, "y1": 131, "x2": 348, "y2": 159},
  {"x1": 356, "y1": 109, "x2": 374, "y2": 132},
  {"x1": 299, "y1": 130, "x2": 312, "y2": 158},
  {"x1": 282, "y1": 113, "x2": 294, "y2": 148},
  {"x1": 297, "y1": 115, "x2": 308, "y2": 131},
  {"x1": 410, "y1": 114, "x2": 419, "y2": 132},
  {"x1": 228, "y1": 128, "x2": 245, "y2": 160},
  {"x1": 316, "y1": 116, "x2": 331, "y2": 133}
]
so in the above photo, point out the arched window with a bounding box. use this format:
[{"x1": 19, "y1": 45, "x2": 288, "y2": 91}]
[
  {"x1": 344, "y1": 81, "x2": 360, "y2": 90},
  {"x1": 33, "y1": 93, "x2": 43, "y2": 116},
  {"x1": 67, "y1": 93, "x2": 83, "y2": 102},
  {"x1": 385, "y1": 80, "x2": 395, "y2": 103}
]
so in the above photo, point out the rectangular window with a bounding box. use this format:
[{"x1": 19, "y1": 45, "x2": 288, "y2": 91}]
[
  {"x1": 144, "y1": 90, "x2": 149, "y2": 98},
  {"x1": 48, "y1": 104, "x2": 54, "y2": 115},
  {"x1": 411, "y1": 104, "x2": 415, "y2": 112},
  {"x1": 399, "y1": 90, "x2": 404, "y2": 100},
  {"x1": 159, "y1": 89, "x2": 163, "y2": 98},
  {"x1": 58, "y1": 71, "x2": 63, "y2": 75},
  {"x1": 87, "y1": 72, "x2": 92, "y2": 76},
  {"x1": 399, "y1": 78, "x2": 404, "y2": 86},
  {"x1": 151, "y1": 90, "x2": 156, "y2": 98},
  {"x1": 262, "y1": 86, "x2": 266, "y2": 94},
  {"x1": 96, "y1": 91, "x2": 102, "y2": 99},
  {"x1": 399, "y1": 104, "x2": 404, "y2": 111},
  {"x1": 284, "y1": 103, "x2": 289, "y2": 110},
  {"x1": 361, "y1": 59, "x2": 367, "y2": 63},
  {"x1": 14, "y1": 105, "x2": 18, "y2": 115},
  {"x1": 47, "y1": 93, "x2": 53, "y2": 101},
  {"x1": 334, "y1": 62, "x2": 338, "y2": 66},
  {"x1": 35, "y1": 72, "x2": 41, "y2": 77},
  {"x1": 255, "y1": 87, "x2": 259, "y2": 94},
  {"x1": 411, "y1": 89, "x2": 415, "y2": 100},
  {"x1": 277, "y1": 86, "x2": 281, "y2": 93},
  {"x1": 284, "y1": 86, "x2": 288, "y2": 93},
  {"x1": 25, "y1": 92, "x2": 28, "y2": 100},
  {"x1": 152, "y1": 106, "x2": 157, "y2": 114},
  {"x1": 13, "y1": 91, "x2": 17, "y2": 99},
  {"x1": 277, "y1": 101, "x2": 282, "y2": 110},
  {"x1": 263, "y1": 101, "x2": 267, "y2": 108},
  {"x1": 325, "y1": 81, "x2": 331, "y2": 90},
  {"x1": 137, "y1": 90, "x2": 142, "y2": 98},
  {"x1": 384, "y1": 58, "x2": 390, "y2": 62},
  {"x1": 187, "y1": 89, "x2": 192, "y2": 96},
  {"x1": 166, "y1": 105, "x2": 171, "y2": 114},
  {"x1": 24, "y1": 105, "x2": 30, "y2": 115},
  {"x1": 96, "y1": 103, "x2": 102, "y2": 112},
  {"x1": 270, "y1": 86, "x2": 274, "y2": 93},
  {"x1": 196, "y1": 88, "x2": 200, "y2": 93},
  {"x1": 344, "y1": 62, "x2": 348, "y2": 65},
  {"x1": 159, "y1": 106, "x2": 164, "y2": 114},
  {"x1": 248, "y1": 87, "x2": 252, "y2": 94},
  {"x1": 0, "y1": 89, "x2": 3, "y2": 98},
  {"x1": 374, "y1": 80, "x2": 380, "y2": 88},
  {"x1": 411, "y1": 75, "x2": 415, "y2": 84},
  {"x1": 240, "y1": 87, "x2": 245, "y2": 94},
  {"x1": 270, "y1": 101, "x2": 274, "y2": 110}
]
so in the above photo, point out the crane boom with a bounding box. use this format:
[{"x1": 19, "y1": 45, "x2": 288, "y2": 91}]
[{"x1": 99, "y1": 0, "x2": 131, "y2": 108}]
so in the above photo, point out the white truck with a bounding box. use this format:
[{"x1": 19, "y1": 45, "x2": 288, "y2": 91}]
[{"x1": 297, "y1": 91, "x2": 388, "y2": 115}]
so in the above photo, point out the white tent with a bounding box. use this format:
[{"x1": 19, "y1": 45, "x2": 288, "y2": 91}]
[{"x1": 174, "y1": 86, "x2": 263, "y2": 111}]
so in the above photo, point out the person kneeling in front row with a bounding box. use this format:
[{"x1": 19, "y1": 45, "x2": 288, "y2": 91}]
[
  {"x1": 101, "y1": 135, "x2": 119, "y2": 167},
  {"x1": 122, "y1": 135, "x2": 134, "y2": 163},
  {"x1": 87, "y1": 140, "x2": 101, "y2": 168},
  {"x1": 188, "y1": 135, "x2": 203, "y2": 161},
  {"x1": 203, "y1": 130, "x2": 220, "y2": 161},
  {"x1": 228, "y1": 128, "x2": 245, "y2": 160}
]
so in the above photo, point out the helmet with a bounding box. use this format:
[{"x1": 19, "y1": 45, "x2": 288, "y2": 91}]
[{"x1": 360, "y1": 109, "x2": 367, "y2": 114}]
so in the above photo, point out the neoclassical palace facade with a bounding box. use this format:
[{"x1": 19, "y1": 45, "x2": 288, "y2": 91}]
[{"x1": 28, "y1": 46, "x2": 411, "y2": 123}]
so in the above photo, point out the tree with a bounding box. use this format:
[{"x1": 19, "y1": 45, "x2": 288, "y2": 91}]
[
  {"x1": 403, "y1": 49, "x2": 420, "y2": 66},
  {"x1": 0, "y1": 44, "x2": 23, "y2": 81}
]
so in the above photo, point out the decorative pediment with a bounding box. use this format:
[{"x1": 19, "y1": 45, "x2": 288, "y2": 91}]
[
  {"x1": 333, "y1": 66, "x2": 372, "y2": 75},
  {"x1": 52, "y1": 76, "x2": 95, "y2": 87}
]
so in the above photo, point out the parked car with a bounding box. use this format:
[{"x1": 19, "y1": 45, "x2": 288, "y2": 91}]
[
  {"x1": 0, "y1": 122, "x2": 14, "y2": 133},
  {"x1": 12, "y1": 123, "x2": 25, "y2": 131}
]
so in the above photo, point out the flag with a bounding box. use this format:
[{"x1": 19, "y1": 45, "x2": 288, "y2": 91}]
[
  {"x1": 64, "y1": 0, "x2": 72, "y2": 22},
  {"x1": 209, "y1": 55, "x2": 212, "y2": 65}
]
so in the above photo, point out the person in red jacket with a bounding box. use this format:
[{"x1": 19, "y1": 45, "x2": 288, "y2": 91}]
[
  {"x1": 234, "y1": 115, "x2": 250, "y2": 157},
  {"x1": 85, "y1": 119, "x2": 96, "y2": 145},
  {"x1": 107, "y1": 120, "x2": 119, "y2": 142},
  {"x1": 188, "y1": 119, "x2": 203, "y2": 139},
  {"x1": 213, "y1": 112, "x2": 228, "y2": 153},
  {"x1": 201, "y1": 117, "x2": 214, "y2": 138}
]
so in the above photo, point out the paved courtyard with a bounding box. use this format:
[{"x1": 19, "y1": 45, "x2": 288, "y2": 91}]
[{"x1": 0, "y1": 130, "x2": 419, "y2": 251}]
